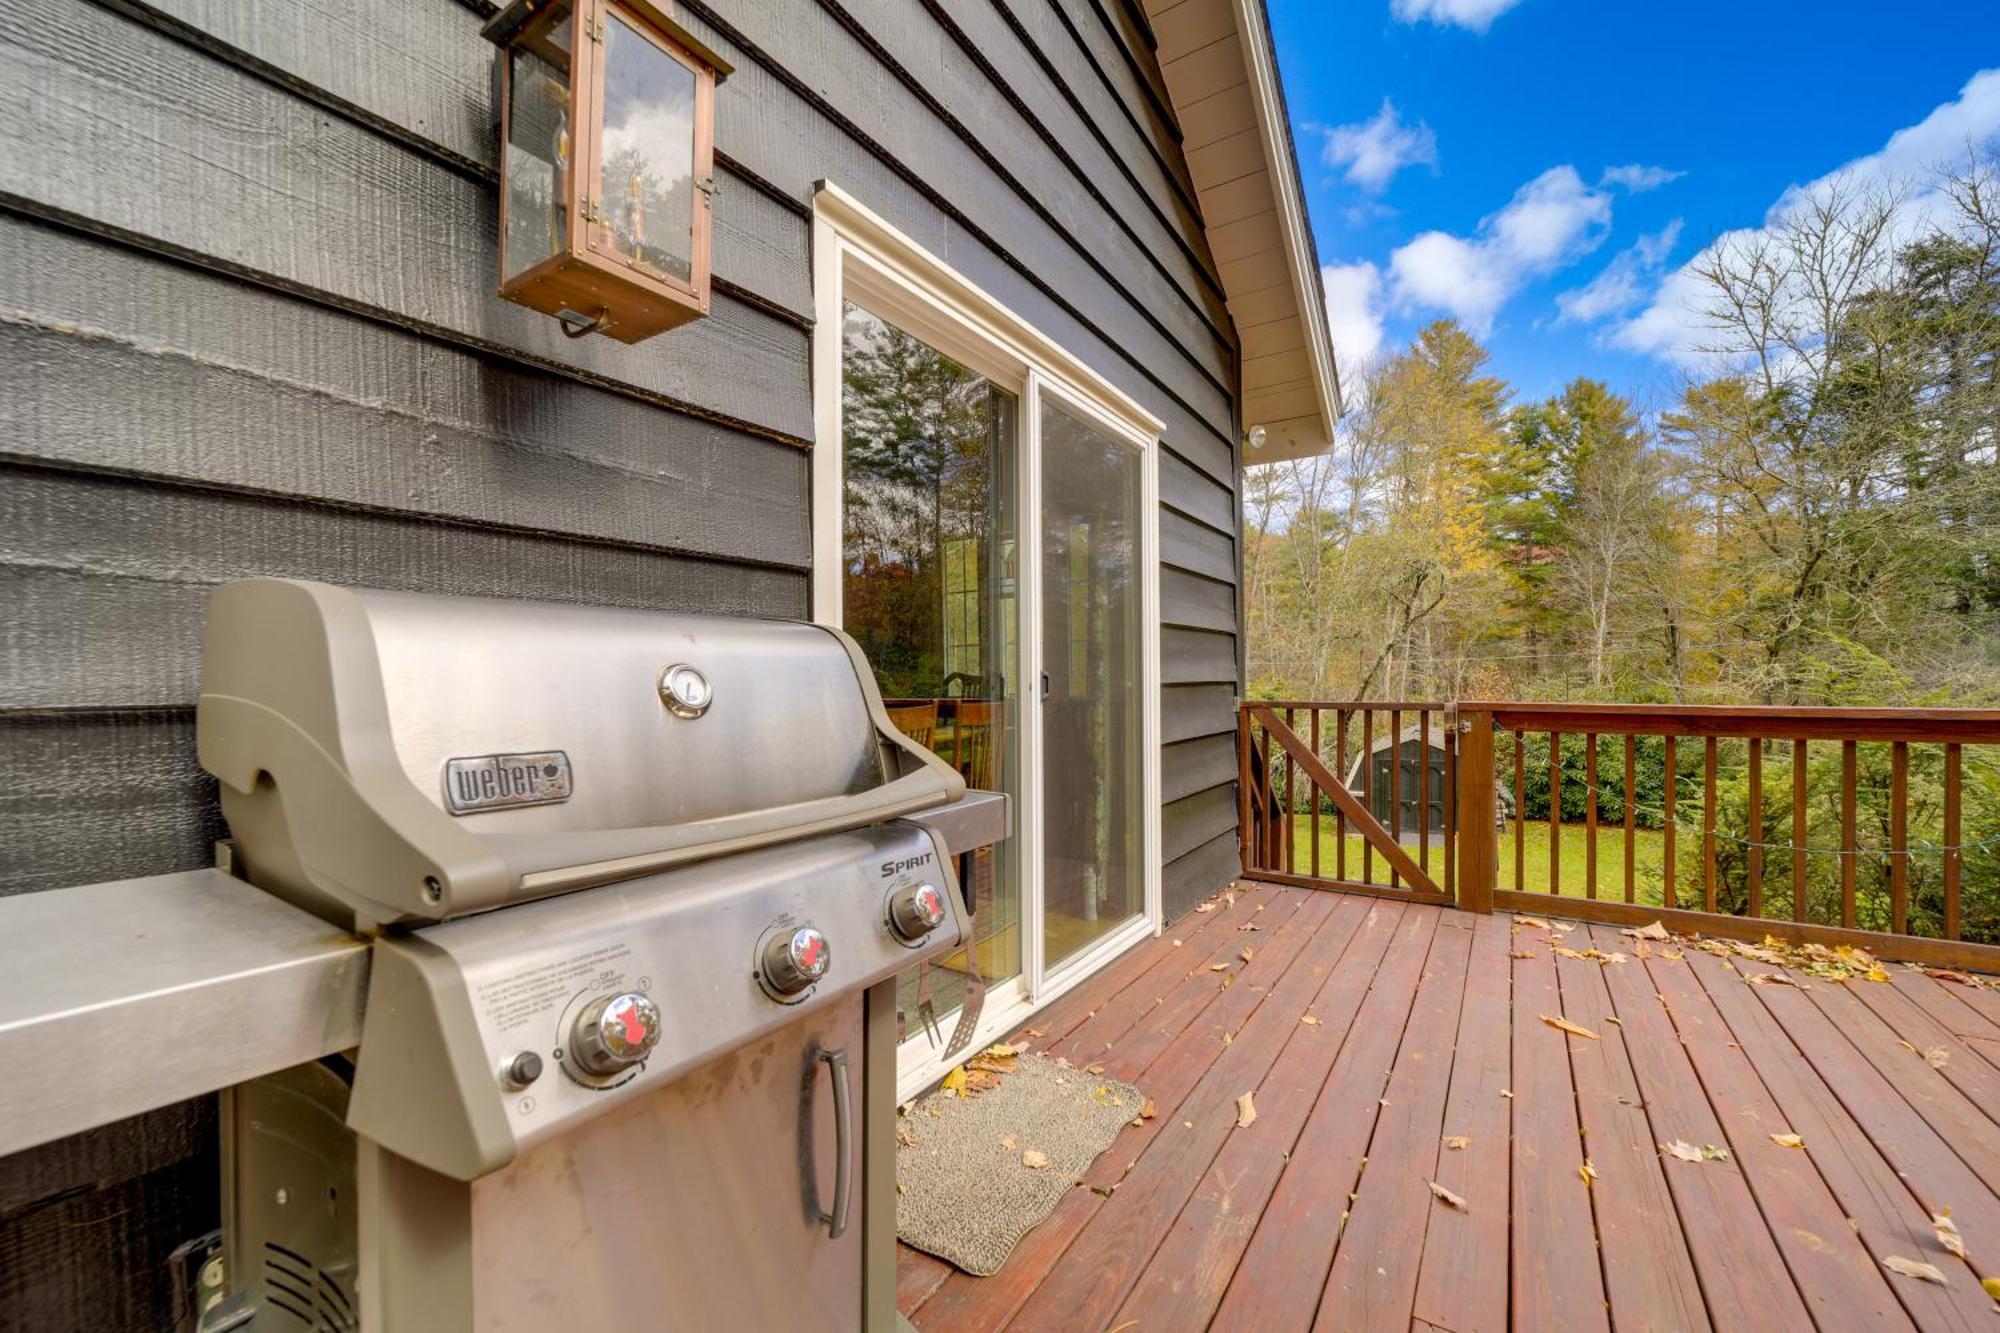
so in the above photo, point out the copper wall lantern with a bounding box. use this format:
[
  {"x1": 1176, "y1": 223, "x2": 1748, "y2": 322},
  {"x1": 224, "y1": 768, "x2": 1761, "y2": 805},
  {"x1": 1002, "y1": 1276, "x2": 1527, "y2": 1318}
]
[{"x1": 484, "y1": 0, "x2": 731, "y2": 342}]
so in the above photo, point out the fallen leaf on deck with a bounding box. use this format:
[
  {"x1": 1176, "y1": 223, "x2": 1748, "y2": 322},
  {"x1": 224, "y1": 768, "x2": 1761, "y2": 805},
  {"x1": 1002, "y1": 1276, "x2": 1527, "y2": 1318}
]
[
  {"x1": 1925, "y1": 1047, "x2": 1951, "y2": 1070},
  {"x1": 1605, "y1": 1016, "x2": 1623, "y2": 1026},
  {"x1": 1194, "y1": 903, "x2": 1217, "y2": 914},
  {"x1": 1746, "y1": 972, "x2": 1803, "y2": 988},
  {"x1": 1884, "y1": 1256, "x2": 1948, "y2": 1285},
  {"x1": 1540, "y1": 1014, "x2": 1600, "y2": 1040},
  {"x1": 1500, "y1": 1089, "x2": 1515, "y2": 1099},
  {"x1": 1770, "y1": 1133, "x2": 1805, "y2": 1149},
  {"x1": 1445, "y1": 1135, "x2": 1469, "y2": 1150},
  {"x1": 1634, "y1": 941, "x2": 1654, "y2": 959},
  {"x1": 1660, "y1": 948, "x2": 1685, "y2": 960},
  {"x1": 1864, "y1": 965, "x2": 1893, "y2": 982},
  {"x1": 1173, "y1": 939, "x2": 1183, "y2": 947},
  {"x1": 1021, "y1": 1150, "x2": 1049, "y2": 1170},
  {"x1": 1221, "y1": 1032, "x2": 1233, "y2": 1045},
  {"x1": 1085, "y1": 1062, "x2": 1106, "y2": 1074},
  {"x1": 1428, "y1": 1181, "x2": 1468, "y2": 1211},
  {"x1": 1926, "y1": 968, "x2": 1977, "y2": 985},
  {"x1": 1981, "y1": 1276, "x2": 2000, "y2": 1301},
  {"x1": 1000, "y1": 1133, "x2": 1019, "y2": 1150},
  {"x1": 1138, "y1": 1098, "x2": 1156, "y2": 1120},
  {"x1": 1623, "y1": 920, "x2": 1671, "y2": 940},
  {"x1": 1580, "y1": 1160, "x2": 1599, "y2": 1186},
  {"x1": 1552, "y1": 920, "x2": 1577, "y2": 933},
  {"x1": 1238, "y1": 923, "x2": 1260, "y2": 932},
  {"x1": 1934, "y1": 1210, "x2": 1966, "y2": 1258},
  {"x1": 1240, "y1": 948, "x2": 1255, "y2": 963},
  {"x1": 964, "y1": 1069, "x2": 1002, "y2": 1093},
  {"x1": 1236, "y1": 1092, "x2": 1257, "y2": 1128},
  {"x1": 1662, "y1": 1139, "x2": 1732, "y2": 1163},
  {"x1": 1516, "y1": 916, "x2": 1553, "y2": 929},
  {"x1": 1210, "y1": 962, "x2": 1231, "y2": 972},
  {"x1": 1300, "y1": 1015, "x2": 1322, "y2": 1025},
  {"x1": 940, "y1": 1066, "x2": 968, "y2": 1097}
]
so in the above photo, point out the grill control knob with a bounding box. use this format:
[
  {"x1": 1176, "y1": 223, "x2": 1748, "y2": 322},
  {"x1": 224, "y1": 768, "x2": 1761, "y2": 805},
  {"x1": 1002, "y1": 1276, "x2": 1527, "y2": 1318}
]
[
  {"x1": 887, "y1": 882, "x2": 949, "y2": 942},
  {"x1": 760, "y1": 926, "x2": 830, "y2": 997},
  {"x1": 570, "y1": 992, "x2": 661, "y2": 1076}
]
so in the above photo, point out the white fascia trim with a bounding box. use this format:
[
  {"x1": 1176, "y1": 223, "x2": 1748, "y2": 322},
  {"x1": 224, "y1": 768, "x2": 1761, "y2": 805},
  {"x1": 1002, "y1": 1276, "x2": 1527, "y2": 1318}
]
[
  {"x1": 1230, "y1": 0, "x2": 1343, "y2": 428},
  {"x1": 814, "y1": 182, "x2": 1165, "y2": 440}
]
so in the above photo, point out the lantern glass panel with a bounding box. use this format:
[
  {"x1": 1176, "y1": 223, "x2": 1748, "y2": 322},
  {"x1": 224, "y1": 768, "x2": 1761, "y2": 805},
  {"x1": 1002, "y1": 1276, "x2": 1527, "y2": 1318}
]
[
  {"x1": 502, "y1": 3, "x2": 575, "y2": 282},
  {"x1": 596, "y1": 10, "x2": 698, "y2": 285}
]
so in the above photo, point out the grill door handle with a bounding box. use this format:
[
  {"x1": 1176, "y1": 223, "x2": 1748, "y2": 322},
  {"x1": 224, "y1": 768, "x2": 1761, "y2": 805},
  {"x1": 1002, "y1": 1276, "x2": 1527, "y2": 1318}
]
[{"x1": 813, "y1": 1047, "x2": 853, "y2": 1239}]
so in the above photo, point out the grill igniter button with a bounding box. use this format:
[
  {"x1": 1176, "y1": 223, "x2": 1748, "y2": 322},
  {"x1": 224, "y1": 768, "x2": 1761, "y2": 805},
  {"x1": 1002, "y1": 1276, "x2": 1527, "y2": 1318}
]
[
  {"x1": 759, "y1": 926, "x2": 830, "y2": 998},
  {"x1": 501, "y1": 1050, "x2": 544, "y2": 1090},
  {"x1": 887, "y1": 882, "x2": 948, "y2": 942},
  {"x1": 570, "y1": 992, "x2": 662, "y2": 1076}
]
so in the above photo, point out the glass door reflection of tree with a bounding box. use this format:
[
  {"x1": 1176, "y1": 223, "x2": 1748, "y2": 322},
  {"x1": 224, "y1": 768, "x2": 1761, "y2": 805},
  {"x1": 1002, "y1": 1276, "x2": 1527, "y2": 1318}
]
[{"x1": 841, "y1": 303, "x2": 1020, "y2": 1040}]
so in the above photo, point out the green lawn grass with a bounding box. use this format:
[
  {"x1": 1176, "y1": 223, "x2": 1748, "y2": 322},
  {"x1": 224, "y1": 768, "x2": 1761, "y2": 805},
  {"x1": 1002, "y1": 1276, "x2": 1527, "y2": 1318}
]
[{"x1": 1275, "y1": 821, "x2": 1672, "y2": 906}]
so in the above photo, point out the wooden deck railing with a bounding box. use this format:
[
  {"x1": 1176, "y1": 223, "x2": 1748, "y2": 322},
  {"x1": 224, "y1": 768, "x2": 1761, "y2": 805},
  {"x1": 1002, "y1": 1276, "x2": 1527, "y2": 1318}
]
[{"x1": 1241, "y1": 700, "x2": 2000, "y2": 970}]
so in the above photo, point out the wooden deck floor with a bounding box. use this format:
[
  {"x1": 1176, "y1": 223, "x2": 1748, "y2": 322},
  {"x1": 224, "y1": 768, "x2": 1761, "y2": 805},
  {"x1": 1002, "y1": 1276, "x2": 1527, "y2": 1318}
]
[{"x1": 897, "y1": 881, "x2": 2000, "y2": 1332}]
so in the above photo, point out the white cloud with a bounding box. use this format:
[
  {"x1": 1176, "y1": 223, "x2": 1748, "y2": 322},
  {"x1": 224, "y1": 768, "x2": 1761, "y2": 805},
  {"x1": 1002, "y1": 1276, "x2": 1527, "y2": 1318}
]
[
  {"x1": 1388, "y1": 166, "x2": 1613, "y2": 332},
  {"x1": 1555, "y1": 219, "x2": 1683, "y2": 326},
  {"x1": 1321, "y1": 101, "x2": 1439, "y2": 194},
  {"x1": 1616, "y1": 67, "x2": 2000, "y2": 363},
  {"x1": 1390, "y1": 0, "x2": 1524, "y2": 34},
  {"x1": 1600, "y1": 164, "x2": 1684, "y2": 193},
  {"x1": 1321, "y1": 260, "x2": 1386, "y2": 368}
]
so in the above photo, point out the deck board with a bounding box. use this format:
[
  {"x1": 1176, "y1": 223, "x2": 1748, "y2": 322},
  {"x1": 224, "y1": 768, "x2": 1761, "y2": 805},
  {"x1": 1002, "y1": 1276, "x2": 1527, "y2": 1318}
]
[{"x1": 898, "y1": 889, "x2": 2000, "y2": 1332}]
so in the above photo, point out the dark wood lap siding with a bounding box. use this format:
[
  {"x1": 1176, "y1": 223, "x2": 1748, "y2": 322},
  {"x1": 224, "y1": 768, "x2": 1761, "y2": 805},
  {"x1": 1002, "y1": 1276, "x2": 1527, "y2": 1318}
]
[{"x1": 0, "y1": 0, "x2": 1246, "y2": 1322}]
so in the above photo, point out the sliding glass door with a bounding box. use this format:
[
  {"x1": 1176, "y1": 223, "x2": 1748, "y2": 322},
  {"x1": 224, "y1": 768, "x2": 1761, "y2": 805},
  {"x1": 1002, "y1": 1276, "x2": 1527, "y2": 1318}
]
[
  {"x1": 839, "y1": 302, "x2": 1022, "y2": 1040},
  {"x1": 1038, "y1": 395, "x2": 1146, "y2": 972}
]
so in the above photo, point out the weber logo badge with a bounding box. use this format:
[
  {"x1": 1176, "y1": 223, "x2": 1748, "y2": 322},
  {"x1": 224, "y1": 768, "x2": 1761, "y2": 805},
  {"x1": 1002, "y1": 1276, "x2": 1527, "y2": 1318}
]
[{"x1": 443, "y1": 751, "x2": 572, "y2": 814}]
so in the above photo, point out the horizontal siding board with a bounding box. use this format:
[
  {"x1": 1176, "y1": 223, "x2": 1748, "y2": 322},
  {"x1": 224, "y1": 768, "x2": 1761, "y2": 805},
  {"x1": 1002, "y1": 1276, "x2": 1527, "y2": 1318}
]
[
  {"x1": 1162, "y1": 683, "x2": 1237, "y2": 744},
  {"x1": 0, "y1": 466, "x2": 808, "y2": 711},
  {"x1": 0, "y1": 709, "x2": 221, "y2": 895},
  {"x1": 1163, "y1": 627, "x2": 1237, "y2": 685},
  {"x1": 1161, "y1": 566, "x2": 1235, "y2": 633},
  {"x1": 817, "y1": 0, "x2": 1231, "y2": 369},
  {"x1": 1160, "y1": 507, "x2": 1236, "y2": 583},
  {"x1": 1162, "y1": 780, "x2": 1237, "y2": 862},
  {"x1": 1163, "y1": 825, "x2": 1240, "y2": 921},
  {"x1": 1162, "y1": 733, "x2": 1236, "y2": 804},
  {"x1": 0, "y1": 217, "x2": 811, "y2": 570},
  {"x1": 123, "y1": 0, "x2": 814, "y2": 321},
  {"x1": 0, "y1": 1098, "x2": 219, "y2": 1327},
  {"x1": 940, "y1": 0, "x2": 1216, "y2": 305},
  {"x1": 1160, "y1": 448, "x2": 1237, "y2": 530},
  {"x1": 668, "y1": 1, "x2": 1240, "y2": 462},
  {"x1": 0, "y1": 0, "x2": 812, "y2": 441},
  {"x1": 1048, "y1": 0, "x2": 1194, "y2": 198}
]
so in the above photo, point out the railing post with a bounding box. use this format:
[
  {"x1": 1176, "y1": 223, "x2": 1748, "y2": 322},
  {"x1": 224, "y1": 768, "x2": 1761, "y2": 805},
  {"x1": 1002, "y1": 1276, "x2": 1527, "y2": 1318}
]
[{"x1": 1453, "y1": 706, "x2": 1496, "y2": 913}]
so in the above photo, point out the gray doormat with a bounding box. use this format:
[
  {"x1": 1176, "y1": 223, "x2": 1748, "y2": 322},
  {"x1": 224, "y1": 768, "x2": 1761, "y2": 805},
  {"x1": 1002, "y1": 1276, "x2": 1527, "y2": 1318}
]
[{"x1": 896, "y1": 1052, "x2": 1143, "y2": 1277}]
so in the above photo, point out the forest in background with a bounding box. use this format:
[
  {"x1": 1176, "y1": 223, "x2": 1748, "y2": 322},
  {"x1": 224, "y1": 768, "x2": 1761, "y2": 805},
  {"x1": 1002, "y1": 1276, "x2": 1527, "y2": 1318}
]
[
  {"x1": 1246, "y1": 155, "x2": 2000, "y2": 709},
  {"x1": 1244, "y1": 154, "x2": 2000, "y2": 941}
]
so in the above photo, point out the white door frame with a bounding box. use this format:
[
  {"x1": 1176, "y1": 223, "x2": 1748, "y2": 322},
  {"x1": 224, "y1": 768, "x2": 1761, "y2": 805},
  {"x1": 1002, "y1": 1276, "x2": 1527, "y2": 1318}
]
[{"x1": 809, "y1": 185, "x2": 1163, "y2": 1102}]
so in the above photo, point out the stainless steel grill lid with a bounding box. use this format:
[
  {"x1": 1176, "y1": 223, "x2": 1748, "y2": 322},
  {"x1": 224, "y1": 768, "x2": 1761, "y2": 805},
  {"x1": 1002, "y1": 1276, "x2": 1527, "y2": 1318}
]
[{"x1": 197, "y1": 579, "x2": 964, "y2": 928}]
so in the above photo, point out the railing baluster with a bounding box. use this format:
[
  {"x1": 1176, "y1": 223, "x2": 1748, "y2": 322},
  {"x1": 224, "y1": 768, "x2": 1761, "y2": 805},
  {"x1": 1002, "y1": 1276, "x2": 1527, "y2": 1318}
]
[
  {"x1": 1362, "y1": 709, "x2": 1376, "y2": 887},
  {"x1": 1663, "y1": 736, "x2": 1678, "y2": 911},
  {"x1": 1336, "y1": 709, "x2": 1349, "y2": 884},
  {"x1": 1548, "y1": 731, "x2": 1562, "y2": 898},
  {"x1": 1284, "y1": 706, "x2": 1297, "y2": 876},
  {"x1": 1703, "y1": 738, "x2": 1719, "y2": 913},
  {"x1": 1891, "y1": 741, "x2": 1909, "y2": 935},
  {"x1": 1585, "y1": 732, "x2": 1598, "y2": 900},
  {"x1": 1513, "y1": 731, "x2": 1526, "y2": 894},
  {"x1": 1748, "y1": 738, "x2": 1764, "y2": 920},
  {"x1": 1622, "y1": 735, "x2": 1636, "y2": 904},
  {"x1": 1419, "y1": 708, "x2": 1432, "y2": 881},
  {"x1": 1310, "y1": 708, "x2": 1321, "y2": 880},
  {"x1": 1945, "y1": 742, "x2": 1962, "y2": 942},
  {"x1": 1792, "y1": 739, "x2": 1808, "y2": 924},
  {"x1": 1389, "y1": 707, "x2": 1402, "y2": 890},
  {"x1": 1840, "y1": 741, "x2": 1857, "y2": 930},
  {"x1": 1237, "y1": 705, "x2": 1253, "y2": 875},
  {"x1": 1444, "y1": 719, "x2": 1457, "y2": 900}
]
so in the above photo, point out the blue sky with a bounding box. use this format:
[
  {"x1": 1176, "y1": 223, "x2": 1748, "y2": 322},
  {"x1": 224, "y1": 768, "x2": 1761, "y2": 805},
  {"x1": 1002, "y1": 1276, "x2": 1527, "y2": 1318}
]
[{"x1": 1266, "y1": 0, "x2": 2000, "y2": 405}]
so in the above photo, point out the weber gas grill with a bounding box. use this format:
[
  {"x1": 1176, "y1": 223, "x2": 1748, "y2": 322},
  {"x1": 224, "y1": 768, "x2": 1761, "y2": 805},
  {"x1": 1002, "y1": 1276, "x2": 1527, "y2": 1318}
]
[{"x1": 191, "y1": 579, "x2": 1003, "y2": 1331}]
